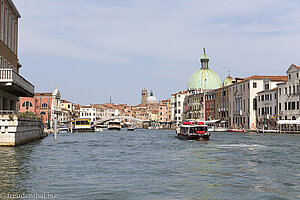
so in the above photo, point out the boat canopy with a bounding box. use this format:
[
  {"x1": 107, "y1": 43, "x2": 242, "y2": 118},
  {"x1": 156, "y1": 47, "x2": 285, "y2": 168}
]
[
  {"x1": 181, "y1": 124, "x2": 208, "y2": 128},
  {"x1": 277, "y1": 120, "x2": 300, "y2": 125}
]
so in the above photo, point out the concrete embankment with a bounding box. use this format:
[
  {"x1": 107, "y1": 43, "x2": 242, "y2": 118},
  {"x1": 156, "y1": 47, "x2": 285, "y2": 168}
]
[{"x1": 0, "y1": 114, "x2": 47, "y2": 146}]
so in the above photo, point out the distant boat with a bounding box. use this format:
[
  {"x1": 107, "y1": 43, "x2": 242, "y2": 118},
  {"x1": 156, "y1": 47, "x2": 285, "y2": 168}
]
[
  {"x1": 127, "y1": 127, "x2": 135, "y2": 131},
  {"x1": 73, "y1": 118, "x2": 94, "y2": 132},
  {"x1": 176, "y1": 121, "x2": 210, "y2": 140},
  {"x1": 107, "y1": 121, "x2": 121, "y2": 130},
  {"x1": 227, "y1": 129, "x2": 244, "y2": 133}
]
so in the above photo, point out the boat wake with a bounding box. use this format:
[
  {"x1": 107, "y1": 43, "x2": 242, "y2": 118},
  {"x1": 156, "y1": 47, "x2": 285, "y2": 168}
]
[{"x1": 216, "y1": 144, "x2": 266, "y2": 148}]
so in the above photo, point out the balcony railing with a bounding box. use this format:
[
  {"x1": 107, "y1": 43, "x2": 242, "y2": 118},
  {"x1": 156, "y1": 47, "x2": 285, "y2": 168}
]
[{"x1": 0, "y1": 69, "x2": 34, "y2": 96}]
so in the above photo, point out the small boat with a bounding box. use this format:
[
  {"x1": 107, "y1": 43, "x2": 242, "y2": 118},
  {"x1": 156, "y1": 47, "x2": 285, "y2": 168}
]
[
  {"x1": 94, "y1": 127, "x2": 103, "y2": 132},
  {"x1": 258, "y1": 129, "x2": 279, "y2": 133},
  {"x1": 176, "y1": 121, "x2": 210, "y2": 140},
  {"x1": 127, "y1": 127, "x2": 135, "y2": 131},
  {"x1": 227, "y1": 129, "x2": 244, "y2": 133},
  {"x1": 107, "y1": 121, "x2": 121, "y2": 130}
]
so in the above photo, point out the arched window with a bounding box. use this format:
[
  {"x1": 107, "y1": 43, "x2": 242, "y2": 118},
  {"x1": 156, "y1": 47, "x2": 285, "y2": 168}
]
[
  {"x1": 40, "y1": 111, "x2": 46, "y2": 115},
  {"x1": 22, "y1": 101, "x2": 33, "y2": 109},
  {"x1": 41, "y1": 103, "x2": 48, "y2": 108}
]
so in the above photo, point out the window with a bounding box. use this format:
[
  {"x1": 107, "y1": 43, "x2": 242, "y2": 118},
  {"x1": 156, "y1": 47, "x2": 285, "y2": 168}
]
[
  {"x1": 279, "y1": 103, "x2": 281, "y2": 111},
  {"x1": 270, "y1": 94, "x2": 272, "y2": 100},
  {"x1": 41, "y1": 103, "x2": 48, "y2": 108},
  {"x1": 265, "y1": 94, "x2": 269, "y2": 101},
  {"x1": 265, "y1": 84, "x2": 269, "y2": 90},
  {"x1": 285, "y1": 102, "x2": 287, "y2": 110},
  {"x1": 297, "y1": 101, "x2": 299, "y2": 109},
  {"x1": 253, "y1": 82, "x2": 257, "y2": 88},
  {"x1": 22, "y1": 101, "x2": 33, "y2": 110},
  {"x1": 293, "y1": 86, "x2": 295, "y2": 94},
  {"x1": 292, "y1": 102, "x2": 295, "y2": 110},
  {"x1": 40, "y1": 111, "x2": 46, "y2": 115},
  {"x1": 261, "y1": 95, "x2": 264, "y2": 101},
  {"x1": 289, "y1": 74, "x2": 291, "y2": 80},
  {"x1": 297, "y1": 73, "x2": 299, "y2": 79},
  {"x1": 279, "y1": 88, "x2": 281, "y2": 95},
  {"x1": 0, "y1": 1, "x2": 4, "y2": 41}
]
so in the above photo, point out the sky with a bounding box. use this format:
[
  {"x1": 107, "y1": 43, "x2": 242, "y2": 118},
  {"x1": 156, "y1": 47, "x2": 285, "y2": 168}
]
[{"x1": 13, "y1": 0, "x2": 300, "y2": 105}]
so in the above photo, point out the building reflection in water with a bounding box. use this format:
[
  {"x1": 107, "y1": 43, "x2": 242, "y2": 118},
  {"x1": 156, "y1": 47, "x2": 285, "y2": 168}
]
[{"x1": 0, "y1": 146, "x2": 31, "y2": 196}]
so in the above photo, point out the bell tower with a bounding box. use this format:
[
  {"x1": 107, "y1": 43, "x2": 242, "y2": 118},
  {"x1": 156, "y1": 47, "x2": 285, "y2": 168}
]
[{"x1": 141, "y1": 89, "x2": 148, "y2": 105}]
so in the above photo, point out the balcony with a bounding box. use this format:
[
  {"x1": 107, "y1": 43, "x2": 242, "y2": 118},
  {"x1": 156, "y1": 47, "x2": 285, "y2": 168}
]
[{"x1": 0, "y1": 69, "x2": 34, "y2": 97}]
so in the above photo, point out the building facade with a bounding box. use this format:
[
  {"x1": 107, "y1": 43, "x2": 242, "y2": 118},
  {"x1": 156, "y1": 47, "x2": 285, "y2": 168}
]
[
  {"x1": 183, "y1": 91, "x2": 205, "y2": 121},
  {"x1": 0, "y1": 0, "x2": 33, "y2": 111},
  {"x1": 277, "y1": 64, "x2": 300, "y2": 120},
  {"x1": 228, "y1": 76, "x2": 287, "y2": 129},
  {"x1": 171, "y1": 90, "x2": 188, "y2": 126},
  {"x1": 257, "y1": 84, "x2": 278, "y2": 130}
]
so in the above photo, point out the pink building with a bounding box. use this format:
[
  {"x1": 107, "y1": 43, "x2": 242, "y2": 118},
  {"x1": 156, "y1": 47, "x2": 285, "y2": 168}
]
[{"x1": 19, "y1": 93, "x2": 53, "y2": 127}]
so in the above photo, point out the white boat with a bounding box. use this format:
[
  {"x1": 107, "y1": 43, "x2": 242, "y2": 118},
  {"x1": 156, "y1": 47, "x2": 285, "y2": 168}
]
[
  {"x1": 176, "y1": 121, "x2": 210, "y2": 140},
  {"x1": 107, "y1": 121, "x2": 121, "y2": 130},
  {"x1": 127, "y1": 127, "x2": 135, "y2": 131},
  {"x1": 94, "y1": 127, "x2": 103, "y2": 132}
]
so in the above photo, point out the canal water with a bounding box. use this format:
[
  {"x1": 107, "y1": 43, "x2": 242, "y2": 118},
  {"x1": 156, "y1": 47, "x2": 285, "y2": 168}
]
[{"x1": 0, "y1": 130, "x2": 299, "y2": 200}]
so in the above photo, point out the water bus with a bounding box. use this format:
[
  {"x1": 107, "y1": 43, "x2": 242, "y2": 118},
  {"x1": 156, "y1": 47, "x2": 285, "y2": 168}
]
[
  {"x1": 73, "y1": 118, "x2": 94, "y2": 132},
  {"x1": 107, "y1": 121, "x2": 122, "y2": 130},
  {"x1": 176, "y1": 121, "x2": 210, "y2": 140}
]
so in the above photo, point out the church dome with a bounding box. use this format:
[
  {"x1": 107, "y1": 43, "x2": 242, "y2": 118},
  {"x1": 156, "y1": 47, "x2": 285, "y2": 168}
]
[
  {"x1": 187, "y1": 48, "x2": 221, "y2": 90},
  {"x1": 223, "y1": 74, "x2": 234, "y2": 86},
  {"x1": 146, "y1": 91, "x2": 157, "y2": 104}
]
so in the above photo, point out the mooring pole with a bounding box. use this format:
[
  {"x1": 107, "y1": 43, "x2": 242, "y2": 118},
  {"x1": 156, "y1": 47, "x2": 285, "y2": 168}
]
[{"x1": 54, "y1": 114, "x2": 57, "y2": 140}]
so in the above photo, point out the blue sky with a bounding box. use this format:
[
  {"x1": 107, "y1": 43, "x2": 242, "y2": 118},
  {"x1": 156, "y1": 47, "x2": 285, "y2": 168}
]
[{"x1": 14, "y1": 0, "x2": 300, "y2": 105}]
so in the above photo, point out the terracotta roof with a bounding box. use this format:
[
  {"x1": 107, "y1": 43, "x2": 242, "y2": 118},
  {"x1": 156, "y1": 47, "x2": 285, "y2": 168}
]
[
  {"x1": 291, "y1": 64, "x2": 300, "y2": 69},
  {"x1": 271, "y1": 87, "x2": 278, "y2": 91},
  {"x1": 236, "y1": 75, "x2": 287, "y2": 83},
  {"x1": 61, "y1": 99, "x2": 72, "y2": 103},
  {"x1": 35, "y1": 93, "x2": 52, "y2": 96},
  {"x1": 257, "y1": 87, "x2": 278, "y2": 94}
]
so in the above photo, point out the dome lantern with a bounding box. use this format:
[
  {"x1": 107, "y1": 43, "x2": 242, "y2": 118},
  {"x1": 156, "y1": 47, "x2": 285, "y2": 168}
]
[{"x1": 187, "y1": 48, "x2": 221, "y2": 91}]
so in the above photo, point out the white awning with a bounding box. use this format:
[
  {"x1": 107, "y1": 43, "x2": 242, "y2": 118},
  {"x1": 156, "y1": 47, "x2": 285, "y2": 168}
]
[
  {"x1": 277, "y1": 120, "x2": 300, "y2": 125},
  {"x1": 205, "y1": 119, "x2": 220, "y2": 124}
]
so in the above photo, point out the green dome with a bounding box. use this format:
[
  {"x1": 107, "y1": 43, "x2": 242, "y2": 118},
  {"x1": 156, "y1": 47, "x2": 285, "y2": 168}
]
[
  {"x1": 187, "y1": 48, "x2": 221, "y2": 90},
  {"x1": 223, "y1": 75, "x2": 234, "y2": 86},
  {"x1": 187, "y1": 68, "x2": 222, "y2": 90}
]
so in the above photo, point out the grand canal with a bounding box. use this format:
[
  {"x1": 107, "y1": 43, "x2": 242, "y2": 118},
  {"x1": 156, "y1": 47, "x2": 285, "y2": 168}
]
[{"x1": 0, "y1": 130, "x2": 299, "y2": 200}]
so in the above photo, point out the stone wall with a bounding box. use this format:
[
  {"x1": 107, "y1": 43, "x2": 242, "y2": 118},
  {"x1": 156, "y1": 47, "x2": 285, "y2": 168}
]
[{"x1": 0, "y1": 114, "x2": 47, "y2": 146}]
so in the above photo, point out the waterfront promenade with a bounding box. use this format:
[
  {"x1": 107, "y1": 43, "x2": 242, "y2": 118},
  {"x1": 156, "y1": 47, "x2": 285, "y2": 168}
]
[{"x1": 0, "y1": 130, "x2": 299, "y2": 199}]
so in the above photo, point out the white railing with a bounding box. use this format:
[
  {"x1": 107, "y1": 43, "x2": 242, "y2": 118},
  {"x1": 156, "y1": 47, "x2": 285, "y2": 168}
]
[{"x1": 0, "y1": 69, "x2": 34, "y2": 95}]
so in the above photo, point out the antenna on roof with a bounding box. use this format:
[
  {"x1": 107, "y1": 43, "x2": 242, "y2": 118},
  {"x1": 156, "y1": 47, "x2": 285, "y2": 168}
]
[{"x1": 110, "y1": 96, "x2": 112, "y2": 104}]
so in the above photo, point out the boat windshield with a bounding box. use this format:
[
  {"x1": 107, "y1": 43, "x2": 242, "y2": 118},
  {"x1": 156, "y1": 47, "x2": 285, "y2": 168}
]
[
  {"x1": 108, "y1": 122, "x2": 121, "y2": 125},
  {"x1": 190, "y1": 127, "x2": 207, "y2": 133}
]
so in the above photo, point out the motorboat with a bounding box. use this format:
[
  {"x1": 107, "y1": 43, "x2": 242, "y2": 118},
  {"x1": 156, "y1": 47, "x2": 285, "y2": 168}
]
[
  {"x1": 107, "y1": 121, "x2": 121, "y2": 130},
  {"x1": 176, "y1": 121, "x2": 210, "y2": 140}
]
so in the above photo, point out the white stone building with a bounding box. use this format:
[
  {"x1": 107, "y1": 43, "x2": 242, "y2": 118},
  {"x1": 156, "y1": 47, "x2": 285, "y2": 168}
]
[
  {"x1": 228, "y1": 75, "x2": 287, "y2": 129},
  {"x1": 277, "y1": 64, "x2": 300, "y2": 121},
  {"x1": 256, "y1": 79, "x2": 282, "y2": 130},
  {"x1": 171, "y1": 90, "x2": 188, "y2": 126},
  {"x1": 50, "y1": 88, "x2": 61, "y2": 128}
]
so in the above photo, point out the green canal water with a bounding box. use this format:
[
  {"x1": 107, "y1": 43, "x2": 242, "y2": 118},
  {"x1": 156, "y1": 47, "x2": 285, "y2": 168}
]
[{"x1": 0, "y1": 130, "x2": 299, "y2": 200}]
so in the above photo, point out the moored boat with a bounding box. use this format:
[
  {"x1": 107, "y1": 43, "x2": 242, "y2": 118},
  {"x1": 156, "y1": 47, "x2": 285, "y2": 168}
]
[
  {"x1": 227, "y1": 129, "x2": 244, "y2": 133},
  {"x1": 176, "y1": 121, "x2": 210, "y2": 140}
]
